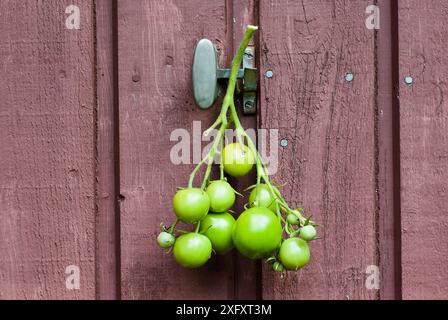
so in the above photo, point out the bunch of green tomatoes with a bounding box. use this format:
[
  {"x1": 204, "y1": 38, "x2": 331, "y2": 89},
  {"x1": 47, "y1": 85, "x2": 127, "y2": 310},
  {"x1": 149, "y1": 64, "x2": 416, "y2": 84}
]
[{"x1": 157, "y1": 25, "x2": 318, "y2": 273}]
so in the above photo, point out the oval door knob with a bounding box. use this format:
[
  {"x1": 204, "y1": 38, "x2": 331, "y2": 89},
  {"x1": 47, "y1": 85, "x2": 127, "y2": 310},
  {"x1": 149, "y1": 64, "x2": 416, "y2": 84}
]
[
  {"x1": 192, "y1": 39, "x2": 219, "y2": 110},
  {"x1": 192, "y1": 38, "x2": 257, "y2": 113}
]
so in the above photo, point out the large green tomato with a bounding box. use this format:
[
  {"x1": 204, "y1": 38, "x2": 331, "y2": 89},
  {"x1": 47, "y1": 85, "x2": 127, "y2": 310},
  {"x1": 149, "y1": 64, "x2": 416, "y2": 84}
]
[
  {"x1": 173, "y1": 233, "x2": 212, "y2": 268},
  {"x1": 248, "y1": 184, "x2": 279, "y2": 213},
  {"x1": 279, "y1": 238, "x2": 310, "y2": 270},
  {"x1": 222, "y1": 143, "x2": 255, "y2": 178},
  {"x1": 206, "y1": 180, "x2": 235, "y2": 213},
  {"x1": 200, "y1": 212, "x2": 235, "y2": 255},
  {"x1": 232, "y1": 207, "x2": 282, "y2": 259},
  {"x1": 173, "y1": 188, "x2": 210, "y2": 223}
]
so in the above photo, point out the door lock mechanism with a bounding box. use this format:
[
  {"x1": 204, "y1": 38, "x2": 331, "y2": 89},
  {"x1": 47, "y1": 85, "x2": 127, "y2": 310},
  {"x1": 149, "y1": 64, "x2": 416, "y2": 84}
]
[{"x1": 192, "y1": 39, "x2": 257, "y2": 114}]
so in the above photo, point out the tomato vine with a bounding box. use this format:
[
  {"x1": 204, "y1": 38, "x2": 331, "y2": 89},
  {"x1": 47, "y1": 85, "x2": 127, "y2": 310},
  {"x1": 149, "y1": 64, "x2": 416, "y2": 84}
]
[{"x1": 157, "y1": 25, "x2": 318, "y2": 272}]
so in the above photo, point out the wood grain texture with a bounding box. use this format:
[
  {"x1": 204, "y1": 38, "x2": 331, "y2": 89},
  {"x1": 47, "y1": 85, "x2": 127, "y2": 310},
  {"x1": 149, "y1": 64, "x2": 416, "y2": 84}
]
[
  {"x1": 0, "y1": 1, "x2": 96, "y2": 299},
  {"x1": 118, "y1": 0, "x2": 238, "y2": 299},
  {"x1": 259, "y1": 0, "x2": 378, "y2": 299},
  {"x1": 398, "y1": 0, "x2": 448, "y2": 300},
  {"x1": 95, "y1": 0, "x2": 118, "y2": 300}
]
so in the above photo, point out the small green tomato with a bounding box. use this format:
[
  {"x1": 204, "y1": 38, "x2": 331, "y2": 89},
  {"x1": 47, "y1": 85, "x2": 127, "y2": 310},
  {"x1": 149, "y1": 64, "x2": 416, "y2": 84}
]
[
  {"x1": 157, "y1": 232, "x2": 175, "y2": 249},
  {"x1": 200, "y1": 212, "x2": 235, "y2": 255},
  {"x1": 272, "y1": 261, "x2": 284, "y2": 273},
  {"x1": 287, "y1": 214, "x2": 300, "y2": 225},
  {"x1": 279, "y1": 238, "x2": 310, "y2": 271},
  {"x1": 300, "y1": 225, "x2": 317, "y2": 241},
  {"x1": 248, "y1": 184, "x2": 279, "y2": 213},
  {"x1": 173, "y1": 233, "x2": 212, "y2": 268},
  {"x1": 206, "y1": 180, "x2": 236, "y2": 213},
  {"x1": 172, "y1": 188, "x2": 210, "y2": 223},
  {"x1": 222, "y1": 143, "x2": 255, "y2": 178}
]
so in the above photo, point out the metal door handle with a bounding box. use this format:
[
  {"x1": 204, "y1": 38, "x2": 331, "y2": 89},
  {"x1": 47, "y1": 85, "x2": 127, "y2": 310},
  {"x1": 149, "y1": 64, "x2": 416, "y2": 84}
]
[{"x1": 192, "y1": 39, "x2": 257, "y2": 114}]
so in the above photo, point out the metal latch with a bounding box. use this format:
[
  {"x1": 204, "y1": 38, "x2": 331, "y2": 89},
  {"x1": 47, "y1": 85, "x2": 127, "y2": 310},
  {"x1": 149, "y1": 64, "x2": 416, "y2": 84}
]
[{"x1": 192, "y1": 39, "x2": 257, "y2": 114}]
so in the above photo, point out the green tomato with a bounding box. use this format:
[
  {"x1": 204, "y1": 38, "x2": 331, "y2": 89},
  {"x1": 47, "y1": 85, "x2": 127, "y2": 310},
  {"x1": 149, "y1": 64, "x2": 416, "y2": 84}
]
[
  {"x1": 173, "y1": 233, "x2": 212, "y2": 268},
  {"x1": 173, "y1": 188, "x2": 210, "y2": 223},
  {"x1": 232, "y1": 207, "x2": 282, "y2": 260},
  {"x1": 272, "y1": 261, "x2": 284, "y2": 273},
  {"x1": 300, "y1": 225, "x2": 317, "y2": 241},
  {"x1": 287, "y1": 214, "x2": 299, "y2": 225},
  {"x1": 206, "y1": 180, "x2": 236, "y2": 213},
  {"x1": 279, "y1": 238, "x2": 310, "y2": 270},
  {"x1": 157, "y1": 232, "x2": 175, "y2": 248},
  {"x1": 222, "y1": 143, "x2": 255, "y2": 178},
  {"x1": 200, "y1": 212, "x2": 235, "y2": 255},
  {"x1": 249, "y1": 184, "x2": 279, "y2": 213}
]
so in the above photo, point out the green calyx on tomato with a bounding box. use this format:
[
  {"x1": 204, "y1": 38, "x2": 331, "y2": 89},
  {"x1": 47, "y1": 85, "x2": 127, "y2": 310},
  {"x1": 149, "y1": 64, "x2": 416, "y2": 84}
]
[
  {"x1": 300, "y1": 225, "x2": 317, "y2": 241},
  {"x1": 157, "y1": 232, "x2": 175, "y2": 249},
  {"x1": 232, "y1": 207, "x2": 282, "y2": 260},
  {"x1": 279, "y1": 237, "x2": 310, "y2": 271},
  {"x1": 173, "y1": 233, "x2": 212, "y2": 268},
  {"x1": 248, "y1": 184, "x2": 279, "y2": 213},
  {"x1": 206, "y1": 180, "x2": 236, "y2": 213},
  {"x1": 173, "y1": 188, "x2": 210, "y2": 223},
  {"x1": 222, "y1": 143, "x2": 255, "y2": 178},
  {"x1": 200, "y1": 212, "x2": 235, "y2": 255}
]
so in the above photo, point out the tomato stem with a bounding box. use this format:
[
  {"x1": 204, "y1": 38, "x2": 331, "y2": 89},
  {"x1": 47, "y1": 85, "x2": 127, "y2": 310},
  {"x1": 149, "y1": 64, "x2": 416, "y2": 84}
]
[
  {"x1": 188, "y1": 25, "x2": 258, "y2": 190},
  {"x1": 194, "y1": 221, "x2": 201, "y2": 233},
  {"x1": 201, "y1": 123, "x2": 227, "y2": 190},
  {"x1": 169, "y1": 218, "x2": 180, "y2": 234}
]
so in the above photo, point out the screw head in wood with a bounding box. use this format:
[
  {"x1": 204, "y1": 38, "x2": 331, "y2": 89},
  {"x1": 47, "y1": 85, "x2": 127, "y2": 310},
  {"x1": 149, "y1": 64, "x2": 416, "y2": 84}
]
[
  {"x1": 265, "y1": 70, "x2": 274, "y2": 78},
  {"x1": 280, "y1": 139, "x2": 288, "y2": 148},
  {"x1": 345, "y1": 72, "x2": 354, "y2": 82},
  {"x1": 404, "y1": 75, "x2": 413, "y2": 85}
]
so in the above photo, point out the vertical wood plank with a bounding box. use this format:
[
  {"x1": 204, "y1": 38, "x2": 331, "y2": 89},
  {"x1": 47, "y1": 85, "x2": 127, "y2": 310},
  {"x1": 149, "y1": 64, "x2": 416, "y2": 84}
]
[
  {"x1": 398, "y1": 0, "x2": 448, "y2": 300},
  {"x1": 96, "y1": 0, "x2": 118, "y2": 300},
  {"x1": 0, "y1": 1, "x2": 96, "y2": 299},
  {"x1": 117, "y1": 0, "x2": 237, "y2": 299},
  {"x1": 259, "y1": 0, "x2": 378, "y2": 299}
]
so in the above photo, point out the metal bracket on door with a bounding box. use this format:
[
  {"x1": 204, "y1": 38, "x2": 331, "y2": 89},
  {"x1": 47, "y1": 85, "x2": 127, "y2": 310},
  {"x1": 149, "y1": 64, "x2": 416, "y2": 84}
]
[{"x1": 192, "y1": 39, "x2": 257, "y2": 114}]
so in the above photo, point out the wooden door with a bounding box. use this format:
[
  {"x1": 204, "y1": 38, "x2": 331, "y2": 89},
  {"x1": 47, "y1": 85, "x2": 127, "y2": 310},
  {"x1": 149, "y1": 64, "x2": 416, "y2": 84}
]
[{"x1": 0, "y1": 0, "x2": 447, "y2": 300}]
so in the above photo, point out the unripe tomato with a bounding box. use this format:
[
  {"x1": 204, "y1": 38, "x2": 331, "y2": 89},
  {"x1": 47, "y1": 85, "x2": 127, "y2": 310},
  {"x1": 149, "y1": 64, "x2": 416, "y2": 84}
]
[
  {"x1": 157, "y1": 231, "x2": 175, "y2": 248},
  {"x1": 173, "y1": 188, "x2": 210, "y2": 223},
  {"x1": 279, "y1": 238, "x2": 310, "y2": 270},
  {"x1": 222, "y1": 143, "x2": 255, "y2": 178},
  {"x1": 232, "y1": 207, "x2": 282, "y2": 260},
  {"x1": 200, "y1": 212, "x2": 235, "y2": 255},
  {"x1": 248, "y1": 184, "x2": 279, "y2": 213},
  {"x1": 300, "y1": 225, "x2": 316, "y2": 241},
  {"x1": 206, "y1": 180, "x2": 236, "y2": 213},
  {"x1": 173, "y1": 233, "x2": 212, "y2": 268},
  {"x1": 272, "y1": 261, "x2": 284, "y2": 272},
  {"x1": 287, "y1": 214, "x2": 299, "y2": 225}
]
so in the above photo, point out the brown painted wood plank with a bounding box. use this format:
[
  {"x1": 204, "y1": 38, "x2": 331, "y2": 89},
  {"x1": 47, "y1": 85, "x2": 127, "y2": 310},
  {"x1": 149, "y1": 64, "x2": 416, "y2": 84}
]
[
  {"x1": 259, "y1": 0, "x2": 378, "y2": 299},
  {"x1": 95, "y1": 0, "x2": 118, "y2": 300},
  {"x1": 0, "y1": 1, "x2": 96, "y2": 299},
  {"x1": 117, "y1": 0, "x2": 238, "y2": 299},
  {"x1": 398, "y1": 0, "x2": 448, "y2": 300},
  {"x1": 377, "y1": 0, "x2": 401, "y2": 300}
]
